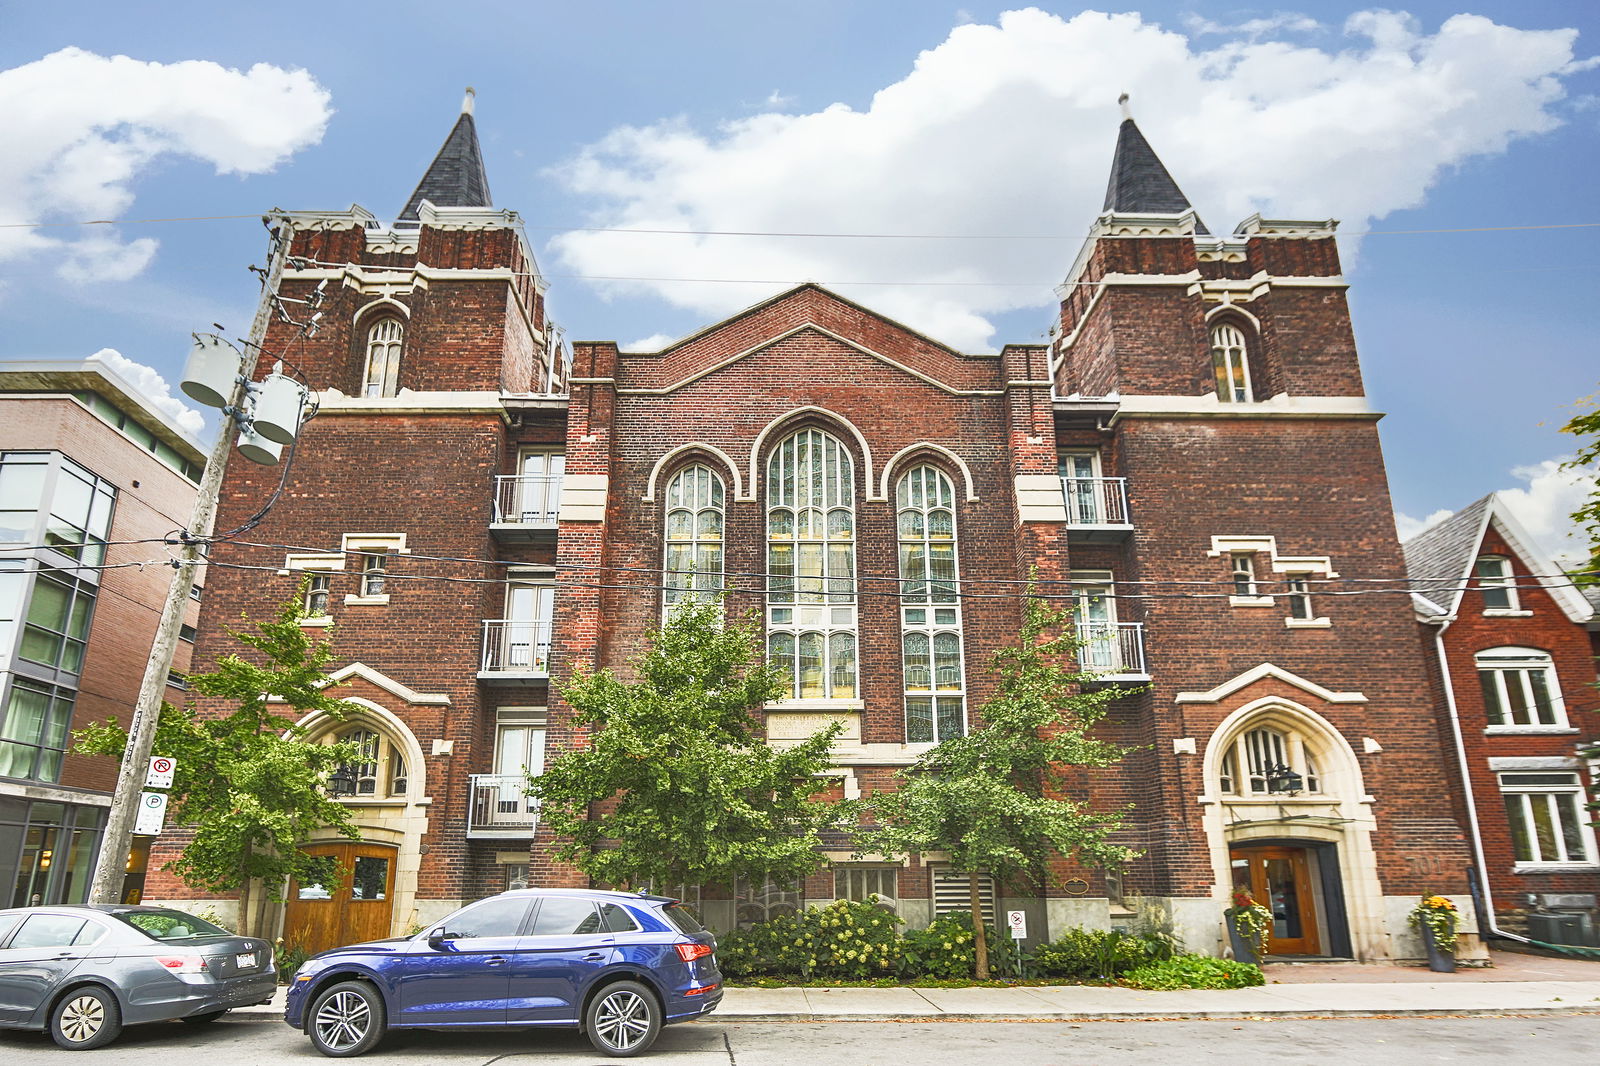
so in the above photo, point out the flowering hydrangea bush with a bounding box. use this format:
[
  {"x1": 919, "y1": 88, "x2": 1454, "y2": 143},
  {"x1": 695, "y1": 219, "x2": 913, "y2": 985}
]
[{"x1": 717, "y1": 898, "x2": 902, "y2": 979}]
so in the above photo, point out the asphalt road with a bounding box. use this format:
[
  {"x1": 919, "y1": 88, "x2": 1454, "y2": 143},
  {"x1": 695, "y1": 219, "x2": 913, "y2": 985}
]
[{"x1": 2, "y1": 1013, "x2": 1597, "y2": 1064}]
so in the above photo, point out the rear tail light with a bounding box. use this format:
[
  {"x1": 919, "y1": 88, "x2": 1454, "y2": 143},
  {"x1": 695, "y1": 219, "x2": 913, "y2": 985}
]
[
  {"x1": 674, "y1": 941, "x2": 714, "y2": 963},
  {"x1": 683, "y1": 982, "x2": 720, "y2": 996},
  {"x1": 154, "y1": 955, "x2": 209, "y2": 974}
]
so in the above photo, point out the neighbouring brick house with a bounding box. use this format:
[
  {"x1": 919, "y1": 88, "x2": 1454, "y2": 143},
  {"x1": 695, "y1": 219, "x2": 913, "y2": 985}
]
[
  {"x1": 0, "y1": 358, "x2": 204, "y2": 906},
  {"x1": 1405, "y1": 495, "x2": 1600, "y2": 946},
  {"x1": 147, "y1": 93, "x2": 1496, "y2": 963}
]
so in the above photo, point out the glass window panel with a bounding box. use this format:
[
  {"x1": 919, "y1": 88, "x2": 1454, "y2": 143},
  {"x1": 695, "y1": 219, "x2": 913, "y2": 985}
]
[
  {"x1": 1528, "y1": 670, "x2": 1555, "y2": 725},
  {"x1": 1504, "y1": 796, "x2": 1532, "y2": 861},
  {"x1": 1529, "y1": 795, "x2": 1558, "y2": 859},
  {"x1": 351, "y1": 856, "x2": 388, "y2": 900},
  {"x1": 936, "y1": 698, "x2": 965, "y2": 740},
  {"x1": 906, "y1": 698, "x2": 934, "y2": 743},
  {"x1": 1555, "y1": 793, "x2": 1587, "y2": 861},
  {"x1": 666, "y1": 511, "x2": 692, "y2": 540},
  {"x1": 933, "y1": 633, "x2": 962, "y2": 690},
  {"x1": 769, "y1": 633, "x2": 795, "y2": 688},
  {"x1": 451, "y1": 895, "x2": 531, "y2": 938},
  {"x1": 797, "y1": 633, "x2": 825, "y2": 698},
  {"x1": 1504, "y1": 671, "x2": 1533, "y2": 724},
  {"x1": 1479, "y1": 671, "x2": 1505, "y2": 725},
  {"x1": 829, "y1": 633, "x2": 856, "y2": 699}
]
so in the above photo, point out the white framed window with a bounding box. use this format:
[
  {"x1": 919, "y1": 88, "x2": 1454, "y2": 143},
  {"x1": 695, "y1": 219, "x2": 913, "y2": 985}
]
[
  {"x1": 1476, "y1": 647, "x2": 1566, "y2": 729},
  {"x1": 305, "y1": 573, "x2": 331, "y2": 618},
  {"x1": 663, "y1": 464, "x2": 725, "y2": 610},
  {"x1": 1070, "y1": 569, "x2": 1124, "y2": 673},
  {"x1": 489, "y1": 580, "x2": 555, "y2": 674},
  {"x1": 508, "y1": 450, "x2": 565, "y2": 524},
  {"x1": 1210, "y1": 322, "x2": 1253, "y2": 403},
  {"x1": 362, "y1": 317, "x2": 403, "y2": 398},
  {"x1": 1474, "y1": 555, "x2": 1520, "y2": 613},
  {"x1": 1499, "y1": 772, "x2": 1596, "y2": 866},
  {"x1": 359, "y1": 552, "x2": 387, "y2": 597},
  {"x1": 1217, "y1": 726, "x2": 1321, "y2": 796},
  {"x1": 1058, "y1": 451, "x2": 1104, "y2": 524},
  {"x1": 835, "y1": 865, "x2": 899, "y2": 906},
  {"x1": 767, "y1": 429, "x2": 857, "y2": 701},
  {"x1": 1230, "y1": 552, "x2": 1258, "y2": 597},
  {"x1": 899, "y1": 465, "x2": 965, "y2": 743}
]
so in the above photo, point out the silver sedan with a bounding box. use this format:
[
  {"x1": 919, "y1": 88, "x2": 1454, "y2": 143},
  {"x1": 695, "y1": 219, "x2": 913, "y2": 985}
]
[{"x1": 0, "y1": 904, "x2": 276, "y2": 1049}]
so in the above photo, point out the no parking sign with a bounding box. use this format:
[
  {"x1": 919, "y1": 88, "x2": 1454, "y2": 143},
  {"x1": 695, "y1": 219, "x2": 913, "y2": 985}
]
[{"x1": 145, "y1": 756, "x2": 176, "y2": 789}]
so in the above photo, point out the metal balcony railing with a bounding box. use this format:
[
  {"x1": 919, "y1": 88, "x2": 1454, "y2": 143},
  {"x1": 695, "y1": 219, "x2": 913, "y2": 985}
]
[
  {"x1": 1060, "y1": 476, "x2": 1130, "y2": 526},
  {"x1": 480, "y1": 619, "x2": 553, "y2": 676},
  {"x1": 467, "y1": 773, "x2": 538, "y2": 837},
  {"x1": 493, "y1": 475, "x2": 562, "y2": 526},
  {"x1": 1075, "y1": 621, "x2": 1148, "y2": 677}
]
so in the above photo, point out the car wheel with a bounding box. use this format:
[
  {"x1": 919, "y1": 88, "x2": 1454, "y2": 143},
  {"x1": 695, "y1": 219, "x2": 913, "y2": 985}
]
[
  {"x1": 182, "y1": 1009, "x2": 228, "y2": 1024},
  {"x1": 585, "y1": 980, "x2": 661, "y2": 1058},
  {"x1": 307, "y1": 980, "x2": 386, "y2": 1057},
  {"x1": 50, "y1": 986, "x2": 122, "y2": 1050}
]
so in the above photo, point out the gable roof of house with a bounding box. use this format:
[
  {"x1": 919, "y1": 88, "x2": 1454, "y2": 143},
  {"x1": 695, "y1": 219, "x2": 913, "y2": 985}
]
[{"x1": 1401, "y1": 493, "x2": 1594, "y2": 624}]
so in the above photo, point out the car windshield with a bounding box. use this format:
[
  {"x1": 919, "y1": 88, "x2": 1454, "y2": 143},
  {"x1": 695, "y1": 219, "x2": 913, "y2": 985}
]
[{"x1": 116, "y1": 908, "x2": 233, "y2": 941}]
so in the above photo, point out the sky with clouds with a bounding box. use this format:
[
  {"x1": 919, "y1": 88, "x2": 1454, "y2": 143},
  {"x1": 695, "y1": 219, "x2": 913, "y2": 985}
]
[{"x1": 1, "y1": 1, "x2": 1596, "y2": 566}]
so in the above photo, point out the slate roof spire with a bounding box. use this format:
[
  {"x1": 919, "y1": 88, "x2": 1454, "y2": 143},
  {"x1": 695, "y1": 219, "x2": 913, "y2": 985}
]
[
  {"x1": 398, "y1": 88, "x2": 492, "y2": 221},
  {"x1": 1102, "y1": 94, "x2": 1208, "y2": 234}
]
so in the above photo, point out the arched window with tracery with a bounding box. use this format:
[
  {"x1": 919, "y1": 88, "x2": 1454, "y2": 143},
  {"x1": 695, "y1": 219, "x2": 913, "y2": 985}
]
[
  {"x1": 333, "y1": 725, "x2": 408, "y2": 798},
  {"x1": 664, "y1": 464, "x2": 725, "y2": 609},
  {"x1": 766, "y1": 428, "x2": 856, "y2": 700},
  {"x1": 1210, "y1": 322, "x2": 1253, "y2": 403},
  {"x1": 897, "y1": 464, "x2": 965, "y2": 742},
  {"x1": 1218, "y1": 725, "x2": 1321, "y2": 795},
  {"x1": 362, "y1": 317, "x2": 403, "y2": 398}
]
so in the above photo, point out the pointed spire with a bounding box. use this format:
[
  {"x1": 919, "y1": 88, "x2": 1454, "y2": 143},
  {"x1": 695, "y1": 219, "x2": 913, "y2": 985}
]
[
  {"x1": 398, "y1": 88, "x2": 492, "y2": 221},
  {"x1": 1102, "y1": 95, "x2": 1208, "y2": 234}
]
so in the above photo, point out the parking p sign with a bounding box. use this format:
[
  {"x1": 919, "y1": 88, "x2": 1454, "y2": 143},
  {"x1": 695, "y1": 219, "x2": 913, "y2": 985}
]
[
  {"x1": 134, "y1": 791, "x2": 169, "y2": 836},
  {"x1": 145, "y1": 756, "x2": 176, "y2": 789}
]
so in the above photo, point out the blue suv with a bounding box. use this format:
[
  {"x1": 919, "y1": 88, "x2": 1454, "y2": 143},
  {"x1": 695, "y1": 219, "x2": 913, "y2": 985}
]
[{"x1": 284, "y1": 889, "x2": 721, "y2": 1057}]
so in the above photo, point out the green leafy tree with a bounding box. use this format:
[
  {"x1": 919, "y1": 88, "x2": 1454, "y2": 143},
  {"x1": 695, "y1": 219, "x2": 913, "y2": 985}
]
[
  {"x1": 1561, "y1": 389, "x2": 1600, "y2": 586},
  {"x1": 863, "y1": 592, "x2": 1137, "y2": 978},
  {"x1": 529, "y1": 598, "x2": 849, "y2": 892},
  {"x1": 76, "y1": 590, "x2": 361, "y2": 936}
]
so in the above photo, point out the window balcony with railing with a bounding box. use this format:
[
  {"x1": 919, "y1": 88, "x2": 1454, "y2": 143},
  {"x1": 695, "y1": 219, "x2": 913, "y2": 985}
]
[
  {"x1": 491, "y1": 475, "x2": 562, "y2": 542},
  {"x1": 1075, "y1": 621, "x2": 1149, "y2": 680},
  {"x1": 478, "y1": 619, "x2": 553, "y2": 682},
  {"x1": 466, "y1": 773, "x2": 539, "y2": 838},
  {"x1": 1060, "y1": 476, "x2": 1133, "y2": 543}
]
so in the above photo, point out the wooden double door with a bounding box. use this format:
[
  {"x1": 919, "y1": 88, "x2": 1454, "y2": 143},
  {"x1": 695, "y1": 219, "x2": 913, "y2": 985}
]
[
  {"x1": 283, "y1": 842, "x2": 397, "y2": 956},
  {"x1": 1230, "y1": 844, "x2": 1321, "y2": 956}
]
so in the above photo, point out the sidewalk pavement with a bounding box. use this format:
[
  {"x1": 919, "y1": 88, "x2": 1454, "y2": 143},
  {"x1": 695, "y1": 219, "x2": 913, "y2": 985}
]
[{"x1": 238, "y1": 950, "x2": 1600, "y2": 1023}]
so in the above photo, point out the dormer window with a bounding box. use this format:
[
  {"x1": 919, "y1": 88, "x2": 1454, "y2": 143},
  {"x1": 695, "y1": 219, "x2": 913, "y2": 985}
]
[
  {"x1": 1210, "y1": 323, "x2": 1253, "y2": 403},
  {"x1": 363, "y1": 318, "x2": 403, "y2": 398},
  {"x1": 1474, "y1": 555, "x2": 1517, "y2": 613}
]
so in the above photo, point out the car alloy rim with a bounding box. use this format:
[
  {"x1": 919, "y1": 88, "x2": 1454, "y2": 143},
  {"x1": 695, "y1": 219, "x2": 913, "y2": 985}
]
[
  {"x1": 313, "y1": 990, "x2": 371, "y2": 1051},
  {"x1": 594, "y1": 989, "x2": 651, "y2": 1051},
  {"x1": 59, "y1": 995, "x2": 104, "y2": 1043}
]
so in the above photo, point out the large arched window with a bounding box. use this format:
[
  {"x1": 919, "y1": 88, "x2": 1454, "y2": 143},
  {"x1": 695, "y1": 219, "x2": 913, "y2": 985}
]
[
  {"x1": 664, "y1": 463, "x2": 725, "y2": 609},
  {"x1": 332, "y1": 725, "x2": 408, "y2": 798},
  {"x1": 766, "y1": 429, "x2": 856, "y2": 700},
  {"x1": 362, "y1": 318, "x2": 403, "y2": 398},
  {"x1": 897, "y1": 465, "x2": 964, "y2": 742},
  {"x1": 1210, "y1": 322, "x2": 1252, "y2": 403},
  {"x1": 1218, "y1": 725, "x2": 1321, "y2": 796}
]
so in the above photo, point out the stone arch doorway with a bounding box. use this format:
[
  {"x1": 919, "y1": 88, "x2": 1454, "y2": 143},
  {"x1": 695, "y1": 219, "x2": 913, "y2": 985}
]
[
  {"x1": 1201, "y1": 694, "x2": 1385, "y2": 960},
  {"x1": 283, "y1": 841, "x2": 398, "y2": 955}
]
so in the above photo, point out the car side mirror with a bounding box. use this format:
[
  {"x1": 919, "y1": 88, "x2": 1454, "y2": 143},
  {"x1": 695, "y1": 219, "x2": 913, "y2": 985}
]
[{"x1": 426, "y1": 928, "x2": 455, "y2": 948}]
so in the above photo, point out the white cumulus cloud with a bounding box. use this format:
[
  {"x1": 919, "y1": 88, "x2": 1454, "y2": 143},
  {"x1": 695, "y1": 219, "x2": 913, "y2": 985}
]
[
  {"x1": 1395, "y1": 507, "x2": 1455, "y2": 542},
  {"x1": 1497, "y1": 459, "x2": 1596, "y2": 568},
  {"x1": 0, "y1": 47, "x2": 332, "y2": 283},
  {"x1": 89, "y1": 347, "x2": 207, "y2": 436},
  {"x1": 549, "y1": 8, "x2": 1591, "y2": 350}
]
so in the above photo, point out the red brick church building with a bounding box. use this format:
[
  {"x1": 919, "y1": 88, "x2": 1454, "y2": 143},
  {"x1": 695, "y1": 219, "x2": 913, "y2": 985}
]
[{"x1": 145, "y1": 94, "x2": 1536, "y2": 962}]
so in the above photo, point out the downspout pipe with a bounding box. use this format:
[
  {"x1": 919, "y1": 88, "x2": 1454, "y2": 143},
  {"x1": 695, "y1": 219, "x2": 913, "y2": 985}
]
[{"x1": 1432, "y1": 620, "x2": 1534, "y2": 945}]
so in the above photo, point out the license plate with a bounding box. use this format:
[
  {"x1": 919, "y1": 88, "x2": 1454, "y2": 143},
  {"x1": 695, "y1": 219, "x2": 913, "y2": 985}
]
[{"x1": 236, "y1": 952, "x2": 257, "y2": 969}]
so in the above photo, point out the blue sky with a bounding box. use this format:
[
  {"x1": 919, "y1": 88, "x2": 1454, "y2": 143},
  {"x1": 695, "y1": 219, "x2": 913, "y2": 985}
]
[{"x1": 1, "y1": 2, "x2": 1596, "y2": 561}]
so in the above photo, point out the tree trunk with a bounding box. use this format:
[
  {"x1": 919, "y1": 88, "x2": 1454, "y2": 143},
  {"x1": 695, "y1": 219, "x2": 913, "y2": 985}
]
[
  {"x1": 969, "y1": 871, "x2": 989, "y2": 981},
  {"x1": 237, "y1": 866, "x2": 253, "y2": 937}
]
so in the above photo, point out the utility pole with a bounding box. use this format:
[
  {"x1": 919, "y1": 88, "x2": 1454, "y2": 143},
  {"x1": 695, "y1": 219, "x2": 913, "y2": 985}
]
[{"x1": 88, "y1": 213, "x2": 292, "y2": 905}]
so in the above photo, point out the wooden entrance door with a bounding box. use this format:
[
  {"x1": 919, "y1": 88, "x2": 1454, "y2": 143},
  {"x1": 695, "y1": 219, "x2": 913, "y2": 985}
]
[
  {"x1": 1230, "y1": 845, "x2": 1321, "y2": 956},
  {"x1": 283, "y1": 842, "x2": 397, "y2": 956}
]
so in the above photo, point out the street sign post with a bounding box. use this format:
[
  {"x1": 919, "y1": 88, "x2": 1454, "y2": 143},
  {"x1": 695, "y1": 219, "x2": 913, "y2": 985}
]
[
  {"x1": 133, "y1": 791, "x2": 169, "y2": 836},
  {"x1": 145, "y1": 756, "x2": 176, "y2": 789}
]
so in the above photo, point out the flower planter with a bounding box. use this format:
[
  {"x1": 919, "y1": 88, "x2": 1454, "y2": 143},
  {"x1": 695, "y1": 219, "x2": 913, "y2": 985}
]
[
  {"x1": 1226, "y1": 923, "x2": 1260, "y2": 966},
  {"x1": 1421, "y1": 924, "x2": 1456, "y2": 973}
]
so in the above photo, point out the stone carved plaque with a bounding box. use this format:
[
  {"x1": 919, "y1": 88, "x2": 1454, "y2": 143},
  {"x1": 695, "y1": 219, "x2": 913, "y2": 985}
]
[
  {"x1": 1064, "y1": 877, "x2": 1089, "y2": 896},
  {"x1": 765, "y1": 711, "x2": 860, "y2": 743}
]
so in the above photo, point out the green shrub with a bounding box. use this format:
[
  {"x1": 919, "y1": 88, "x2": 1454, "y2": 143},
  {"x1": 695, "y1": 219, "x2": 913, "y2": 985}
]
[
  {"x1": 1119, "y1": 954, "x2": 1264, "y2": 990},
  {"x1": 716, "y1": 898, "x2": 902, "y2": 980},
  {"x1": 899, "y1": 912, "x2": 979, "y2": 978},
  {"x1": 276, "y1": 941, "x2": 312, "y2": 984},
  {"x1": 1029, "y1": 928, "x2": 1171, "y2": 981}
]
